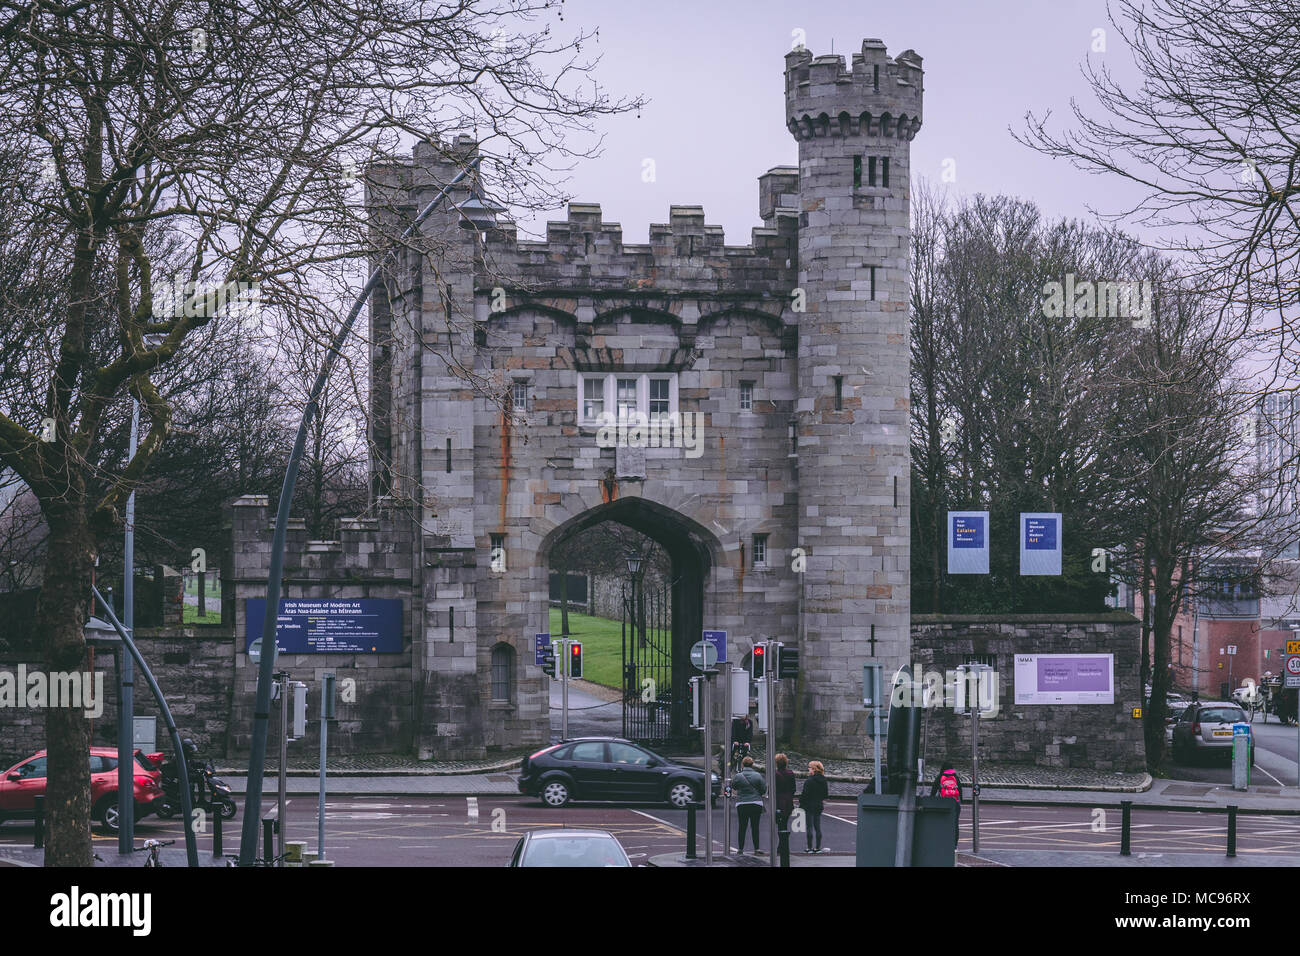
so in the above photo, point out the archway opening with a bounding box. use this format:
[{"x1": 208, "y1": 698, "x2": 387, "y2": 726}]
[{"x1": 541, "y1": 498, "x2": 715, "y2": 747}]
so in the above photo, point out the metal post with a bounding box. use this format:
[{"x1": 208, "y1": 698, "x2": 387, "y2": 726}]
[
  {"x1": 722, "y1": 667, "x2": 732, "y2": 856},
  {"x1": 118, "y1": 399, "x2": 138, "y2": 855},
  {"x1": 872, "y1": 667, "x2": 883, "y2": 795},
  {"x1": 685, "y1": 804, "x2": 697, "y2": 859},
  {"x1": 278, "y1": 674, "x2": 288, "y2": 867},
  {"x1": 894, "y1": 672, "x2": 920, "y2": 867},
  {"x1": 33, "y1": 795, "x2": 43, "y2": 849},
  {"x1": 972, "y1": 669, "x2": 981, "y2": 854},
  {"x1": 240, "y1": 159, "x2": 481, "y2": 865},
  {"x1": 560, "y1": 638, "x2": 569, "y2": 741},
  {"x1": 1226, "y1": 804, "x2": 1237, "y2": 857},
  {"x1": 92, "y1": 586, "x2": 198, "y2": 866},
  {"x1": 212, "y1": 799, "x2": 223, "y2": 858},
  {"x1": 1120, "y1": 800, "x2": 1132, "y2": 855},
  {"x1": 319, "y1": 673, "x2": 333, "y2": 861},
  {"x1": 766, "y1": 643, "x2": 777, "y2": 867},
  {"x1": 263, "y1": 817, "x2": 275, "y2": 864},
  {"x1": 703, "y1": 671, "x2": 713, "y2": 866}
]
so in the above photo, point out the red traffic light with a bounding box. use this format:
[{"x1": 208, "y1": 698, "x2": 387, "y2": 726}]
[
  {"x1": 572, "y1": 644, "x2": 581, "y2": 655},
  {"x1": 754, "y1": 646, "x2": 764, "y2": 656}
]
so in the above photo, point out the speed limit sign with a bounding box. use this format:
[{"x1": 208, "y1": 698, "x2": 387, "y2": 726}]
[{"x1": 1286, "y1": 654, "x2": 1300, "y2": 688}]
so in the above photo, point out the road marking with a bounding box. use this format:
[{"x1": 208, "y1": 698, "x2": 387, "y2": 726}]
[
  {"x1": 630, "y1": 809, "x2": 684, "y2": 832},
  {"x1": 467, "y1": 797, "x2": 479, "y2": 821},
  {"x1": 824, "y1": 812, "x2": 856, "y2": 826},
  {"x1": 1257, "y1": 765, "x2": 1286, "y2": 787}
]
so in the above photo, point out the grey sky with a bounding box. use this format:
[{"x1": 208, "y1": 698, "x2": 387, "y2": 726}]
[{"x1": 513, "y1": 0, "x2": 1149, "y2": 244}]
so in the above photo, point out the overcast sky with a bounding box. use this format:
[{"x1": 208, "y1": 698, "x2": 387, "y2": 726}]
[{"x1": 511, "y1": 0, "x2": 1150, "y2": 245}]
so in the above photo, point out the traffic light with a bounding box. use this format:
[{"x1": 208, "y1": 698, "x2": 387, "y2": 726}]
[
  {"x1": 569, "y1": 641, "x2": 583, "y2": 679},
  {"x1": 777, "y1": 645, "x2": 799, "y2": 680},
  {"x1": 541, "y1": 650, "x2": 556, "y2": 677},
  {"x1": 751, "y1": 643, "x2": 766, "y2": 679}
]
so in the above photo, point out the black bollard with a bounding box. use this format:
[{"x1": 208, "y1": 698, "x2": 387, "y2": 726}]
[
  {"x1": 212, "y1": 803, "x2": 223, "y2": 858},
  {"x1": 778, "y1": 815, "x2": 790, "y2": 868},
  {"x1": 685, "y1": 804, "x2": 697, "y2": 859},
  {"x1": 1120, "y1": 800, "x2": 1132, "y2": 856},
  {"x1": 263, "y1": 817, "x2": 276, "y2": 865},
  {"x1": 33, "y1": 795, "x2": 44, "y2": 849},
  {"x1": 1227, "y1": 805, "x2": 1237, "y2": 858}
]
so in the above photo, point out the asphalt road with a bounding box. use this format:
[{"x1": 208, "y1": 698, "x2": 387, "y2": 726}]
[
  {"x1": 1169, "y1": 718, "x2": 1300, "y2": 786},
  {"x1": 4, "y1": 794, "x2": 1295, "y2": 865}
]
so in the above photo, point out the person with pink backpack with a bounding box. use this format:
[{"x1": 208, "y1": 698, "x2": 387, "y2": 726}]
[{"x1": 929, "y1": 763, "x2": 963, "y2": 846}]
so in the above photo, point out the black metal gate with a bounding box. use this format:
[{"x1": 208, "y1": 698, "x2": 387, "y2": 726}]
[{"x1": 622, "y1": 576, "x2": 683, "y2": 744}]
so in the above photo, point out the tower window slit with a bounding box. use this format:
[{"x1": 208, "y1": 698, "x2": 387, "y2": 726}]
[
  {"x1": 833, "y1": 376, "x2": 843, "y2": 411},
  {"x1": 868, "y1": 156, "x2": 877, "y2": 187},
  {"x1": 446, "y1": 438, "x2": 452, "y2": 473},
  {"x1": 882, "y1": 157, "x2": 890, "y2": 188},
  {"x1": 853, "y1": 155, "x2": 862, "y2": 188},
  {"x1": 869, "y1": 266, "x2": 877, "y2": 299}
]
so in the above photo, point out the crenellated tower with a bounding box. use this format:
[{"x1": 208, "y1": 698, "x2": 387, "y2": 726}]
[{"x1": 786, "y1": 39, "x2": 922, "y2": 754}]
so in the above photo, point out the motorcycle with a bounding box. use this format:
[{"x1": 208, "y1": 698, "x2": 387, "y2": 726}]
[{"x1": 154, "y1": 755, "x2": 237, "y2": 820}]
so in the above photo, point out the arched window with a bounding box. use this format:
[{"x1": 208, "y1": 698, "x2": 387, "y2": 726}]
[{"x1": 491, "y1": 643, "x2": 515, "y2": 702}]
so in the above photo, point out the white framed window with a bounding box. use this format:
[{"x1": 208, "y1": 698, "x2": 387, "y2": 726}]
[
  {"x1": 511, "y1": 381, "x2": 529, "y2": 413},
  {"x1": 740, "y1": 381, "x2": 754, "y2": 411},
  {"x1": 578, "y1": 373, "x2": 678, "y2": 425},
  {"x1": 752, "y1": 533, "x2": 769, "y2": 568}
]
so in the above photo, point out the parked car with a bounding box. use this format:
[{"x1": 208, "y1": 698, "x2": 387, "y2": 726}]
[
  {"x1": 507, "y1": 828, "x2": 632, "y2": 867},
  {"x1": 0, "y1": 747, "x2": 163, "y2": 833},
  {"x1": 1165, "y1": 702, "x2": 1191, "y2": 742},
  {"x1": 518, "y1": 737, "x2": 720, "y2": 809},
  {"x1": 1171, "y1": 703, "x2": 1255, "y2": 765}
]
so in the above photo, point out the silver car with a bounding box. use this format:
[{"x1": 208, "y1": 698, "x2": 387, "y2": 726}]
[
  {"x1": 1171, "y1": 703, "x2": 1255, "y2": 765},
  {"x1": 507, "y1": 828, "x2": 632, "y2": 867}
]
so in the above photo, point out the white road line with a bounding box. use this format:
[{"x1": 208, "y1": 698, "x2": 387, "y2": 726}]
[
  {"x1": 631, "y1": 809, "x2": 684, "y2": 832},
  {"x1": 824, "y1": 812, "x2": 856, "y2": 826},
  {"x1": 466, "y1": 796, "x2": 479, "y2": 821},
  {"x1": 1257, "y1": 765, "x2": 1286, "y2": 787}
]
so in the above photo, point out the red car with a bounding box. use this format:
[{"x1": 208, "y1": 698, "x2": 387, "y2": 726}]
[{"x1": 0, "y1": 747, "x2": 163, "y2": 833}]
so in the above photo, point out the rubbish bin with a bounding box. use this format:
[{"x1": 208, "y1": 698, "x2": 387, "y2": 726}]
[{"x1": 855, "y1": 793, "x2": 957, "y2": 866}]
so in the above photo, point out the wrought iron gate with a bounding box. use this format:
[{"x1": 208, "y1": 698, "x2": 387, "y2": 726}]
[{"x1": 621, "y1": 576, "x2": 682, "y2": 744}]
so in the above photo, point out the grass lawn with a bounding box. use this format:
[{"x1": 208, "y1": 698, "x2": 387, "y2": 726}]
[
  {"x1": 183, "y1": 575, "x2": 221, "y2": 598},
  {"x1": 183, "y1": 605, "x2": 222, "y2": 624},
  {"x1": 547, "y1": 607, "x2": 673, "y2": 693}
]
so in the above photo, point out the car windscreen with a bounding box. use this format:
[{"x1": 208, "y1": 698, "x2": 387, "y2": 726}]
[
  {"x1": 523, "y1": 836, "x2": 626, "y2": 866},
  {"x1": 1199, "y1": 708, "x2": 1246, "y2": 724}
]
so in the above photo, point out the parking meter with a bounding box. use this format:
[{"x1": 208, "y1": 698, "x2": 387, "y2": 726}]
[{"x1": 1232, "y1": 722, "x2": 1251, "y2": 791}]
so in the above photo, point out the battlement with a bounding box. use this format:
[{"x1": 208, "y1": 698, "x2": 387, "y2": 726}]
[
  {"x1": 784, "y1": 38, "x2": 923, "y2": 141},
  {"x1": 476, "y1": 169, "x2": 800, "y2": 296}
]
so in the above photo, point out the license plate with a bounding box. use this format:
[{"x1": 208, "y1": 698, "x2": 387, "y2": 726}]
[{"x1": 1212, "y1": 730, "x2": 1231, "y2": 737}]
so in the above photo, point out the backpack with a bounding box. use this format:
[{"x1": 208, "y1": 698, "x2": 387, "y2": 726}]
[{"x1": 938, "y1": 770, "x2": 959, "y2": 801}]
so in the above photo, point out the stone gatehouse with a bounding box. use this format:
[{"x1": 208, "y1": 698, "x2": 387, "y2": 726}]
[{"x1": 228, "y1": 38, "x2": 924, "y2": 759}]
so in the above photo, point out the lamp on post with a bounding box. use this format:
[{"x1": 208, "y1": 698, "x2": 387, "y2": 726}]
[{"x1": 626, "y1": 553, "x2": 646, "y2": 649}]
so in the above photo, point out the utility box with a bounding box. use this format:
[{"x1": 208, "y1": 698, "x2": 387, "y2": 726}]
[
  {"x1": 855, "y1": 793, "x2": 957, "y2": 867},
  {"x1": 291, "y1": 681, "x2": 308, "y2": 739},
  {"x1": 1232, "y1": 722, "x2": 1251, "y2": 790},
  {"x1": 132, "y1": 716, "x2": 157, "y2": 752}
]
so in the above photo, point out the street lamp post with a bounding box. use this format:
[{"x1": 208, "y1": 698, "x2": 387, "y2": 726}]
[{"x1": 238, "y1": 156, "x2": 498, "y2": 865}]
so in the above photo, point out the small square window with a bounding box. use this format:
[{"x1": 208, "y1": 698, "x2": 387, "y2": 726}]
[
  {"x1": 490, "y1": 533, "x2": 506, "y2": 573},
  {"x1": 616, "y1": 378, "x2": 639, "y2": 420},
  {"x1": 511, "y1": 381, "x2": 528, "y2": 413},
  {"x1": 753, "y1": 534, "x2": 769, "y2": 568},
  {"x1": 649, "y1": 378, "x2": 671, "y2": 420},
  {"x1": 740, "y1": 381, "x2": 754, "y2": 412}
]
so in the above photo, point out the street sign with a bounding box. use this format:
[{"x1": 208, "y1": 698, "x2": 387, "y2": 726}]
[
  {"x1": 1285, "y1": 654, "x2": 1300, "y2": 689},
  {"x1": 690, "y1": 640, "x2": 718, "y2": 671},
  {"x1": 1227, "y1": 644, "x2": 1238, "y2": 656},
  {"x1": 1287, "y1": 639, "x2": 1300, "y2": 655},
  {"x1": 534, "y1": 632, "x2": 551, "y2": 666},
  {"x1": 702, "y1": 630, "x2": 728, "y2": 663}
]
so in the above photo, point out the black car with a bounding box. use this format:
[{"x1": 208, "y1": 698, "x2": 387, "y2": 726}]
[{"x1": 518, "y1": 737, "x2": 721, "y2": 808}]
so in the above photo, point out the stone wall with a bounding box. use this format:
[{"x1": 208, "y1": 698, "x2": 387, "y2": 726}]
[{"x1": 910, "y1": 613, "x2": 1146, "y2": 772}]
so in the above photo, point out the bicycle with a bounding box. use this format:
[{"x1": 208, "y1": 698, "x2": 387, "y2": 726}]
[{"x1": 135, "y1": 838, "x2": 175, "y2": 867}]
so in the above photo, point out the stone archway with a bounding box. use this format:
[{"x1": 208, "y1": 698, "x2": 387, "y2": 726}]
[{"x1": 538, "y1": 497, "x2": 720, "y2": 744}]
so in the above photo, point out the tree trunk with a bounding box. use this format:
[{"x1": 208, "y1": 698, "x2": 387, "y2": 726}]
[
  {"x1": 35, "y1": 506, "x2": 95, "y2": 866},
  {"x1": 1144, "y1": 559, "x2": 1174, "y2": 769}
]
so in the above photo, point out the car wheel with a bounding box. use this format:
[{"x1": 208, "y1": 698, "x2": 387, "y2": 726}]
[
  {"x1": 541, "y1": 779, "x2": 571, "y2": 808},
  {"x1": 97, "y1": 797, "x2": 120, "y2": 834},
  {"x1": 667, "y1": 781, "x2": 698, "y2": 808}
]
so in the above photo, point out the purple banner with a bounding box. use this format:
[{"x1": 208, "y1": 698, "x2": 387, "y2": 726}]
[{"x1": 1036, "y1": 656, "x2": 1110, "y2": 691}]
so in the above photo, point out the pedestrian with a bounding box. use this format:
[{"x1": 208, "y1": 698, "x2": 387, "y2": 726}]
[
  {"x1": 731, "y1": 713, "x2": 753, "y2": 770},
  {"x1": 799, "y1": 760, "x2": 829, "y2": 853},
  {"x1": 729, "y1": 755, "x2": 766, "y2": 855},
  {"x1": 774, "y1": 753, "x2": 796, "y2": 865},
  {"x1": 930, "y1": 761, "x2": 963, "y2": 846}
]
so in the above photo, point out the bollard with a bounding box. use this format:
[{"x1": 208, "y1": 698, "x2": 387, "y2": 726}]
[
  {"x1": 212, "y1": 804, "x2": 223, "y2": 858},
  {"x1": 263, "y1": 817, "x2": 276, "y2": 865},
  {"x1": 685, "y1": 804, "x2": 697, "y2": 860},
  {"x1": 1120, "y1": 800, "x2": 1132, "y2": 856},
  {"x1": 33, "y1": 795, "x2": 44, "y2": 849},
  {"x1": 1227, "y1": 805, "x2": 1237, "y2": 858}
]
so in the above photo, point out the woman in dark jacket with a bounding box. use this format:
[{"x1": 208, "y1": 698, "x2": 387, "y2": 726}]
[{"x1": 799, "y1": 760, "x2": 829, "y2": 853}]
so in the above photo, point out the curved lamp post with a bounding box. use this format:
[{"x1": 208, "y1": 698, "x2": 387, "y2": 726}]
[{"x1": 238, "y1": 155, "x2": 496, "y2": 865}]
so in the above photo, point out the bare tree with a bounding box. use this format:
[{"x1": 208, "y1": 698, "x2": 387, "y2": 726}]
[{"x1": 0, "y1": 0, "x2": 639, "y2": 865}]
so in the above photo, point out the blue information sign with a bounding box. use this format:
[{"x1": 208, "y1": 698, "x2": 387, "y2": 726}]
[
  {"x1": 1019, "y1": 513, "x2": 1062, "y2": 576},
  {"x1": 535, "y1": 632, "x2": 552, "y2": 666},
  {"x1": 702, "y1": 630, "x2": 728, "y2": 664},
  {"x1": 244, "y1": 598, "x2": 403, "y2": 654},
  {"x1": 947, "y1": 511, "x2": 990, "y2": 574}
]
